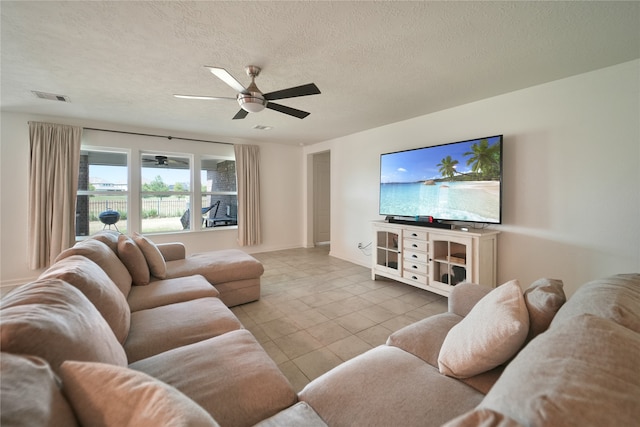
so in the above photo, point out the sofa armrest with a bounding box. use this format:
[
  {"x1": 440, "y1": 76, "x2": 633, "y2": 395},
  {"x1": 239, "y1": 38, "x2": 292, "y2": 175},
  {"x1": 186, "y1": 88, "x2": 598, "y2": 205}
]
[
  {"x1": 156, "y1": 243, "x2": 186, "y2": 261},
  {"x1": 448, "y1": 282, "x2": 492, "y2": 317}
]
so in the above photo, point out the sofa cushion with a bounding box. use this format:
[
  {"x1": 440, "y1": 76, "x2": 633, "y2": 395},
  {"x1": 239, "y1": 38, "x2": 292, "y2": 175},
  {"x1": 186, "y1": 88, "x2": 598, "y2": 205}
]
[
  {"x1": 0, "y1": 279, "x2": 128, "y2": 374},
  {"x1": 387, "y1": 312, "x2": 463, "y2": 367},
  {"x1": 254, "y1": 402, "x2": 328, "y2": 427},
  {"x1": 89, "y1": 229, "x2": 120, "y2": 253},
  {"x1": 117, "y1": 234, "x2": 151, "y2": 286},
  {"x1": 0, "y1": 353, "x2": 78, "y2": 427},
  {"x1": 55, "y1": 239, "x2": 132, "y2": 297},
  {"x1": 130, "y1": 329, "x2": 297, "y2": 427},
  {"x1": 523, "y1": 278, "x2": 566, "y2": 340},
  {"x1": 132, "y1": 232, "x2": 167, "y2": 279},
  {"x1": 448, "y1": 282, "x2": 493, "y2": 317},
  {"x1": 124, "y1": 297, "x2": 242, "y2": 363},
  {"x1": 550, "y1": 273, "x2": 640, "y2": 333},
  {"x1": 127, "y1": 274, "x2": 219, "y2": 312},
  {"x1": 438, "y1": 280, "x2": 529, "y2": 378},
  {"x1": 480, "y1": 314, "x2": 640, "y2": 426},
  {"x1": 39, "y1": 255, "x2": 130, "y2": 343},
  {"x1": 442, "y1": 408, "x2": 523, "y2": 427},
  {"x1": 59, "y1": 361, "x2": 219, "y2": 427},
  {"x1": 165, "y1": 249, "x2": 264, "y2": 285},
  {"x1": 300, "y1": 345, "x2": 484, "y2": 427}
]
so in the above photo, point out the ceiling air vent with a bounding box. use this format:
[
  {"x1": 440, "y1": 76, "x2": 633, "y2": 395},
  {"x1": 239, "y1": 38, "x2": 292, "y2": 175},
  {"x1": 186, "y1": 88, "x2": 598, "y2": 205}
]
[
  {"x1": 252, "y1": 125, "x2": 273, "y2": 131},
  {"x1": 32, "y1": 91, "x2": 70, "y2": 102}
]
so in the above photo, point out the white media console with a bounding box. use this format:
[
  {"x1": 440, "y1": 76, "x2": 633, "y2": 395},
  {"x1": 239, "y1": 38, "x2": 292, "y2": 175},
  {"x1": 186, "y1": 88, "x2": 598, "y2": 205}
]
[{"x1": 372, "y1": 221, "x2": 499, "y2": 297}]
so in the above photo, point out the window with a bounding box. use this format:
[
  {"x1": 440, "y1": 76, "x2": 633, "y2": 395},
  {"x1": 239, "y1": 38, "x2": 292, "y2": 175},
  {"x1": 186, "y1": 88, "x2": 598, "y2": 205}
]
[
  {"x1": 76, "y1": 147, "x2": 236, "y2": 238},
  {"x1": 200, "y1": 157, "x2": 238, "y2": 228},
  {"x1": 140, "y1": 153, "x2": 191, "y2": 233},
  {"x1": 76, "y1": 149, "x2": 128, "y2": 237}
]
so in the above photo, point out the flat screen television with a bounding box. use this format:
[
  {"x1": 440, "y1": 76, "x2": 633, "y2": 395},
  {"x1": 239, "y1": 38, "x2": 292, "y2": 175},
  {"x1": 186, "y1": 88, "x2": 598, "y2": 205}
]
[{"x1": 379, "y1": 135, "x2": 503, "y2": 224}]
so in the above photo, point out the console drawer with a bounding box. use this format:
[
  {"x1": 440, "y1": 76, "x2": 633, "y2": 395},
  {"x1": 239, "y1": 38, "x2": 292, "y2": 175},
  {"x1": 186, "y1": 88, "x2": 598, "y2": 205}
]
[
  {"x1": 404, "y1": 270, "x2": 428, "y2": 285},
  {"x1": 403, "y1": 239, "x2": 428, "y2": 252},
  {"x1": 404, "y1": 230, "x2": 428, "y2": 240},
  {"x1": 403, "y1": 249, "x2": 428, "y2": 263},
  {"x1": 404, "y1": 262, "x2": 428, "y2": 275}
]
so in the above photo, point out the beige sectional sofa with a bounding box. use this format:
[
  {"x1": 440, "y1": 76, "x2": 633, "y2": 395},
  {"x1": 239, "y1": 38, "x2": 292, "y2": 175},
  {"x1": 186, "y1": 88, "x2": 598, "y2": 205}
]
[
  {"x1": 298, "y1": 273, "x2": 640, "y2": 426},
  {"x1": 1, "y1": 229, "x2": 638, "y2": 427}
]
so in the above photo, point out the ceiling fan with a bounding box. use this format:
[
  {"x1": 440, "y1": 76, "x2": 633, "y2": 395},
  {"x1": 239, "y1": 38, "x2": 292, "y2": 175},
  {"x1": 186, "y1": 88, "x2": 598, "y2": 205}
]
[
  {"x1": 142, "y1": 155, "x2": 188, "y2": 167},
  {"x1": 174, "y1": 65, "x2": 321, "y2": 120}
]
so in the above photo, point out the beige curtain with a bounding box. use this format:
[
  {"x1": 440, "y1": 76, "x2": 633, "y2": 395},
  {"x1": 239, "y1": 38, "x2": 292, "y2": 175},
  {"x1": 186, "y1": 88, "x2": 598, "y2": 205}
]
[
  {"x1": 234, "y1": 144, "x2": 261, "y2": 246},
  {"x1": 28, "y1": 122, "x2": 82, "y2": 269}
]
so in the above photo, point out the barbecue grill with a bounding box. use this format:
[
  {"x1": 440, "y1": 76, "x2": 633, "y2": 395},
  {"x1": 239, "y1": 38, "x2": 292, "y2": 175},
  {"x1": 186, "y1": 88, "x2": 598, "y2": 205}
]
[{"x1": 99, "y1": 210, "x2": 120, "y2": 231}]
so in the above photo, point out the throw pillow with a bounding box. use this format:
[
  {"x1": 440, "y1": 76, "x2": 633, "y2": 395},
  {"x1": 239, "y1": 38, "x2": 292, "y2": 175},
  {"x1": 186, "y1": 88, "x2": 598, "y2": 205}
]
[
  {"x1": 1, "y1": 353, "x2": 78, "y2": 427},
  {"x1": 59, "y1": 361, "x2": 220, "y2": 427},
  {"x1": 117, "y1": 234, "x2": 151, "y2": 286},
  {"x1": 132, "y1": 232, "x2": 167, "y2": 279},
  {"x1": 0, "y1": 279, "x2": 128, "y2": 374},
  {"x1": 438, "y1": 280, "x2": 529, "y2": 378},
  {"x1": 39, "y1": 255, "x2": 131, "y2": 343},
  {"x1": 523, "y1": 278, "x2": 565, "y2": 340}
]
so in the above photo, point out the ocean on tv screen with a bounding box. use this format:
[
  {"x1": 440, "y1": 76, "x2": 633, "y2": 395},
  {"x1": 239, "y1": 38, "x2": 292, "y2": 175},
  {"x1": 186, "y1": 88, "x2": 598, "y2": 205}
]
[{"x1": 379, "y1": 180, "x2": 500, "y2": 223}]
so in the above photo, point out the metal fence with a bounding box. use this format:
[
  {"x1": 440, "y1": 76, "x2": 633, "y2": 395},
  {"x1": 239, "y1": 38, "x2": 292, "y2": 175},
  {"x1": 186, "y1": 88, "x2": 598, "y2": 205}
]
[{"x1": 88, "y1": 198, "x2": 198, "y2": 219}]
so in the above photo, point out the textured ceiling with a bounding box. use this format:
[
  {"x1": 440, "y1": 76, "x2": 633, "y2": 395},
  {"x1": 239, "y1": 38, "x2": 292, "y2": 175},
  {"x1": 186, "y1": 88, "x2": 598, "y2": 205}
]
[{"x1": 1, "y1": 1, "x2": 639, "y2": 146}]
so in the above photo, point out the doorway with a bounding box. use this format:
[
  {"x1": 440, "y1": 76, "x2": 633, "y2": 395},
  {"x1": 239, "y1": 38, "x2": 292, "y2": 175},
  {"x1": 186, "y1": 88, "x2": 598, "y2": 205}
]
[{"x1": 313, "y1": 151, "x2": 330, "y2": 245}]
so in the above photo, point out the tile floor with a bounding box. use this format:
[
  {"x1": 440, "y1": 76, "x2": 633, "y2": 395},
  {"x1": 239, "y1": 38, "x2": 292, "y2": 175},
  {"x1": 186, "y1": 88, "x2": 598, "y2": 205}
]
[{"x1": 230, "y1": 246, "x2": 448, "y2": 392}]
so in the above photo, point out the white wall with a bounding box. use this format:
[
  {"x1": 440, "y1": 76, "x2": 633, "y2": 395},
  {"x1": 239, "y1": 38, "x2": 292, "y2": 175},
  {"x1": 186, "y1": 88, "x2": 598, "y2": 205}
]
[
  {"x1": 306, "y1": 60, "x2": 640, "y2": 297},
  {"x1": 0, "y1": 113, "x2": 303, "y2": 288}
]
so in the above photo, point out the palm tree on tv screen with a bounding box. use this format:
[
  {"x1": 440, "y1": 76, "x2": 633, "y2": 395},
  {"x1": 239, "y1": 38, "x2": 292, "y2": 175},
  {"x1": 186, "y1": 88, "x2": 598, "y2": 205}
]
[
  {"x1": 437, "y1": 156, "x2": 459, "y2": 179},
  {"x1": 464, "y1": 139, "x2": 500, "y2": 180}
]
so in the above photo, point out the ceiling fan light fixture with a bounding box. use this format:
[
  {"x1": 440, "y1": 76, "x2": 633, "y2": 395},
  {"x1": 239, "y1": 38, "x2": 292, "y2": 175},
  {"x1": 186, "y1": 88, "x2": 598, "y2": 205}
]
[{"x1": 237, "y1": 93, "x2": 267, "y2": 113}]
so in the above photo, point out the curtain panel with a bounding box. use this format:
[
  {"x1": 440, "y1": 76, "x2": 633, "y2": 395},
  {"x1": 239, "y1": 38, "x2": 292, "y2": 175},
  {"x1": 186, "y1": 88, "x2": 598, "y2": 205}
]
[
  {"x1": 28, "y1": 122, "x2": 82, "y2": 269},
  {"x1": 234, "y1": 144, "x2": 262, "y2": 246}
]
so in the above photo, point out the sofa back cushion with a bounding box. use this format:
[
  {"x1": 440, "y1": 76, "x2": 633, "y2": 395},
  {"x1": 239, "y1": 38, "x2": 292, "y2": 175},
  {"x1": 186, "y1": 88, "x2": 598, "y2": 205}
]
[
  {"x1": 1, "y1": 353, "x2": 78, "y2": 427},
  {"x1": 523, "y1": 278, "x2": 566, "y2": 340},
  {"x1": 59, "y1": 361, "x2": 220, "y2": 427},
  {"x1": 550, "y1": 273, "x2": 640, "y2": 333},
  {"x1": 0, "y1": 279, "x2": 128, "y2": 374},
  {"x1": 480, "y1": 314, "x2": 640, "y2": 426},
  {"x1": 89, "y1": 230, "x2": 120, "y2": 253},
  {"x1": 117, "y1": 234, "x2": 151, "y2": 286},
  {"x1": 55, "y1": 239, "x2": 132, "y2": 297},
  {"x1": 39, "y1": 255, "x2": 131, "y2": 343}
]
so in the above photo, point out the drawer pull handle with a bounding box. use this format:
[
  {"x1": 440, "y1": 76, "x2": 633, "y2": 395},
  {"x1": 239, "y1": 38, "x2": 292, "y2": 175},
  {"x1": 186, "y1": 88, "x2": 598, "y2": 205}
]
[
  {"x1": 412, "y1": 254, "x2": 418, "y2": 258},
  {"x1": 412, "y1": 265, "x2": 418, "y2": 269},
  {"x1": 412, "y1": 276, "x2": 418, "y2": 280},
  {"x1": 412, "y1": 233, "x2": 418, "y2": 237},
  {"x1": 412, "y1": 244, "x2": 418, "y2": 248}
]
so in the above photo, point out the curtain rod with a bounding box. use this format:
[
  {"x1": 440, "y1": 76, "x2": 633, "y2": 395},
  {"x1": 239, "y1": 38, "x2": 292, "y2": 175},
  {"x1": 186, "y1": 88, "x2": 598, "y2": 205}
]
[{"x1": 83, "y1": 127, "x2": 233, "y2": 146}]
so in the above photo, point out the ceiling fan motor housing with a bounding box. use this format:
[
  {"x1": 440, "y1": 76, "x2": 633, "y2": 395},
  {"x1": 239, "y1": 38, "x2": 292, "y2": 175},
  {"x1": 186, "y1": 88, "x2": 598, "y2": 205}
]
[{"x1": 237, "y1": 92, "x2": 267, "y2": 113}]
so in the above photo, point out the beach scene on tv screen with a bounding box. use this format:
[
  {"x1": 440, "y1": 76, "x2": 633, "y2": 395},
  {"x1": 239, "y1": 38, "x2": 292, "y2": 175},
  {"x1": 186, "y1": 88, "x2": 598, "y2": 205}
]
[{"x1": 380, "y1": 136, "x2": 501, "y2": 223}]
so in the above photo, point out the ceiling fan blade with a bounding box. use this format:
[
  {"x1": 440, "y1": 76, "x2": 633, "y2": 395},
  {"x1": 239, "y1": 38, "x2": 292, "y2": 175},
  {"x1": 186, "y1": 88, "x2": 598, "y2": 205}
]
[
  {"x1": 173, "y1": 94, "x2": 236, "y2": 101},
  {"x1": 205, "y1": 66, "x2": 246, "y2": 93},
  {"x1": 263, "y1": 83, "x2": 321, "y2": 101},
  {"x1": 266, "y1": 102, "x2": 310, "y2": 119},
  {"x1": 233, "y1": 109, "x2": 249, "y2": 120}
]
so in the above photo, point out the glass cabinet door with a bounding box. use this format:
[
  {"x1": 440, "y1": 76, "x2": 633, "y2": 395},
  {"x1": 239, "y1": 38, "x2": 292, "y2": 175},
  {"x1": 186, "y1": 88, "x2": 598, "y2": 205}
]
[
  {"x1": 375, "y1": 229, "x2": 401, "y2": 275},
  {"x1": 430, "y1": 235, "x2": 471, "y2": 290}
]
